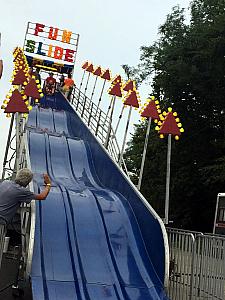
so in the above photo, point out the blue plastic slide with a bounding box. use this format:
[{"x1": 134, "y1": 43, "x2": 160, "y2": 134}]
[{"x1": 26, "y1": 92, "x2": 170, "y2": 300}]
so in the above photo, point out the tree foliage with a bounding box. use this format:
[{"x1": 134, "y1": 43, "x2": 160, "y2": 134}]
[{"x1": 124, "y1": 0, "x2": 225, "y2": 231}]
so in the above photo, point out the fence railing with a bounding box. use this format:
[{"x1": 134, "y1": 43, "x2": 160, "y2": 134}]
[
  {"x1": 167, "y1": 227, "x2": 225, "y2": 300},
  {"x1": 70, "y1": 86, "x2": 130, "y2": 177}
]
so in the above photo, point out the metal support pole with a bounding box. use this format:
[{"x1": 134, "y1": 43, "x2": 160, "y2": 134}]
[
  {"x1": 2, "y1": 114, "x2": 15, "y2": 179},
  {"x1": 95, "y1": 111, "x2": 102, "y2": 136},
  {"x1": 81, "y1": 96, "x2": 87, "y2": 118},
  {"x1": 79, "y1": 70, "x2": 86, "y2": 91},
  {"x1": 165, "y1": 134, "x2": 172, "y2": 225},
  {"x1": 118, "y1": 106, "x2": 132, "y2": 166},
  {"x1": 104, "y1": 96, "x2": 116, "y2": 148},
  {"x1": 137, "y1": 117, "x2": 152, "y2": 190},
  {"x1": 105, "y1": 96, "x2": 114, "y2": 121},
  {"x1": 88, "y1": 103, "x2": 93, "y2": 126},
  {"x1": 23, "y1": 22, "x2": 29, "y2": 50},
  {"x1": 96, "y1": 79, "x2": 106, "y2": 110},
  {"x1": 77, "y1": 70, "x2": 86, "y2": 104},
  {"x1": 213, "y1": 194, "x2": 220, "y2": 234},
  {"x1": 15, "y1": 112, "x2": 20, "y2": 173},
  {"x1": 84, "y1": 72, "x2": 90, "y2": 95},
  {"x1": 114, "y1": 106, "x2": 125, "y2": 135},
  {"x1": 90, "y1": 76, "x2": 98, "y2": 101}
]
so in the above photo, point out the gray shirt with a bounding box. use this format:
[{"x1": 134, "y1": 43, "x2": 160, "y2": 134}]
[{"x1": 0, "y1": 180, "x2": 35, "y2": 224}]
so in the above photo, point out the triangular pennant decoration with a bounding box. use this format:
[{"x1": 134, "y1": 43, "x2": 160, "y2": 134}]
[
  {"x1": 101, "y1": 69, "x2": 111, "y2": 81},
  {"x1": 24, "y1": 78, "x2": 42, "y2": 99},
  {"x1": 12, "y1": 69, "x2": 27, "y2": 85},
  {"x1": 86, "y1": 63, "x2": 94, "y2": 73},
  {"x1": 93, "y1": 66, "x2": 102, "y2": 76},
  {"x1": 81, "y1": 61, "x2": 89, "y2": 69},
  {"x1": 108, "y1": 82, "x2": 122, "y2": 97},
  {"x1": 123, "y1": 80, "x2": 136, "y2": 92},
  {"x1": 123, "y1": 90, "x2": 140, "y2": 108},
  {"x1": 155, "y1": 108, "x2": 184, "y2": 140},
  {"x1": 4, "y1": 89, "x2": 29, "y2": 113},
  {"x1": 140, "y1": 99, "x2": 160, "y2": 119},
  {"x1": 159, "y1": 112, "x2": 181, "y2": 136},
  {"x1": 111, "y1": 75, "x2": 122, "y2": 85}
]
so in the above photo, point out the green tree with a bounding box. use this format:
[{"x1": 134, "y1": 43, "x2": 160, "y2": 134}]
[{"x1": 125, "y1": 0, "x2": 225, "y2": 231}]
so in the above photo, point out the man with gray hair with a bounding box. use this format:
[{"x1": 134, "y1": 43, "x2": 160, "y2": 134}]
[{"x1": 0, "y1": 168, "x2": 51, "y2": 224}]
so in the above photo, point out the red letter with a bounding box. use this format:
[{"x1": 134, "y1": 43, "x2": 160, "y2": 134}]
[
  {"x1": 65, "y1": 49, "x2": 75, "y2": 63},
  {"x1": 54, "y1": 46, "x2": 63, "y2": 60},
  {"x1": 48, "y1": 27, "x2": 59, "y2": 40},
  {"x1": 34, "y1": 23, "x2": 45, "y2": 36}
]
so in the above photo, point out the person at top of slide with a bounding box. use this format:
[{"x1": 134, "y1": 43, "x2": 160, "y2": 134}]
[{"x1": 62, "y1": 73, "x2": 74, "y2": 101}]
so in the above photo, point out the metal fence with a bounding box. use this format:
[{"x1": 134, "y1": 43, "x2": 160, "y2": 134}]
[{"x1": 167, "y1": 228, "x2": 225, "y2": 300}]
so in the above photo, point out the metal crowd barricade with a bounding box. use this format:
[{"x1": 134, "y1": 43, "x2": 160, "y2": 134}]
[
  {"x1": 167, "y1": 228, "x2": 195, "y2": 300},
  {"x1": 190, "y1": 234, "x2": 225, "y2": 300},
  {"x1": 167, "y1": 228, "x2": 225, "y2": 300}
]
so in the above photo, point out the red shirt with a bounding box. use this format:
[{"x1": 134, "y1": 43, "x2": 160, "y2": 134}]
[{"x1": 64, "y1": 78, "x2": 74, "y2": 88}]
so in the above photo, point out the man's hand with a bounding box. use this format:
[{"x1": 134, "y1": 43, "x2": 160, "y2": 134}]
[
  {"x1": 43, "y1": 174, "x2": 51, "y2": 185},
  {"x1": 34, "y1": 174, "x2": 51, "y2": 200}
]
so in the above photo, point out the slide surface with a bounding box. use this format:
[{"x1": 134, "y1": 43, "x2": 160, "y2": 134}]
[{"x1": 27, "y1": 92, "x2": 169, "y2": 300}]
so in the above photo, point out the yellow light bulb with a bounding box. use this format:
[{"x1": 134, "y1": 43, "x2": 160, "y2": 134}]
[
  {"x1": 154, "y1": 119, "x2": 158, "y2": 124},
  {"x1": 1, "y1": 105, "x2": 5, "y2": 109},
  {"x1": 163, "y1": 111, "x2": 167, "y2": 116},
  {"x1": 173, "y1": 112, "x2": 178, "y2": 117},
  {"x1": 155, "y1": 126, "x2": 160, "y2": 131},
  {"x1": 180, "y1": 128, "x2": 184, "y2": 133},
  {"x1": 159, "y1": 134, "x2": 164, "y2": 139},
  {"x1": 175, "y1": 135, "x2": 180, "y2": 140},
  {"x1": 155, "y1": 100, "x2": 159, "y2": 104},
  {"x1": 176, "y1": 118, "x2": 180, "y2": 122},
  {"x1": 28, "y1": 106, "x2": 32, "y2": 111},
  {"x1": 178, "y1": 123, "x2": 182, "y2": 128},
  {"x1": 168, "y1": 107, "x2": 172, "y2": 112}
]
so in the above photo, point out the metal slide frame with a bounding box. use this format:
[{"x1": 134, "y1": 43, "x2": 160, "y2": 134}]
[{"x1": 1, "y1": 112, "x2": 36, "y2": 279}]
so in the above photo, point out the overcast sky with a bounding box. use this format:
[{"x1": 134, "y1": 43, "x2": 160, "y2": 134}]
[{"x1": 0, "y1": 0, "x2": 190, "y2": 175}]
